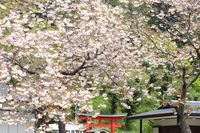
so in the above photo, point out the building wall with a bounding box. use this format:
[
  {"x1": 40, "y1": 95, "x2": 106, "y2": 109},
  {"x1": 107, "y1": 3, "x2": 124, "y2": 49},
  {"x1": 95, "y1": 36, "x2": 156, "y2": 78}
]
[
  {"x1": 153, "y1": 118, "x2": 200, "y2": 133},
  {"x1": 152, "y1": 127, "x2": 159, "y2": 133},
  {"x1": 0, "y1": 123, "x2": 34, "y2": 133},
  {"x1": 154, "y1": 118, "x2": 200, "y2": 126},
  {"x1": 0, "y1": 110, "x2": 35, "y2": 133}
]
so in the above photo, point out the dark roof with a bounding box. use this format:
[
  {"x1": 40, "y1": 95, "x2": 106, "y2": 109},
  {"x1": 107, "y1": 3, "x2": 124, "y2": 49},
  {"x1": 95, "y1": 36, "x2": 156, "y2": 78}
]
[
  {"x1": 184, "y1": 101, "x2": 200, "y2": 107},
  {"x1": 128, "y1": 101, "x2": 200, "y2": 120},
  {"x1": 128, "y1": 108, "x2": 175, "y2": 120},
  {"x1": 190, "y1": 110, "x2": 200, "y2": 116}
]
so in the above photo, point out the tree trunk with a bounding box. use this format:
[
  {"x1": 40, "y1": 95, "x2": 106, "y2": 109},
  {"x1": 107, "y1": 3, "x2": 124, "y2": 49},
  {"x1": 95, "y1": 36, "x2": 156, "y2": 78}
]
[
  {"x1": 125, "y1": 110, "x2": 132, "y2": 130},
  {"x1": 177, "y1": 103, "x2": 192, "y2": 133},
  {"x1": 71, "y1": 105, "x2": 76, "y2": 120},
  {"x1": 110, "y1": 93, "x2": 117, "y2": 114},
  {"x1": 178, "y1": 67, "x2": 192, "y2": 133},
  {"x1": 58, "y1": 120, "x2": 65, "y2": 133}
]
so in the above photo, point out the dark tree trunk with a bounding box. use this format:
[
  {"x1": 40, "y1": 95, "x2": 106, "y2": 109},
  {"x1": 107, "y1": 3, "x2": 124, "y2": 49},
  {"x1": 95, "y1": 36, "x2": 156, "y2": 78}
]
[
  {"x1": 178, "y1": 67, "x2": 192, "y2": 133},
  {"x1": 177, "y1": 103, "x2": 192, "y2": 133},
  {"x1": 71, "y1": 105, "x2": 76, "y2": 120},
  {"x1": 58, "y1": 120, "x2": 65, "y2": 133},
  {"x1": 110, "y1": 93, "x2": 117, "y2": 114},
  {"x1": 125, "y1": 110, "x2": 132, "y2": 130}
]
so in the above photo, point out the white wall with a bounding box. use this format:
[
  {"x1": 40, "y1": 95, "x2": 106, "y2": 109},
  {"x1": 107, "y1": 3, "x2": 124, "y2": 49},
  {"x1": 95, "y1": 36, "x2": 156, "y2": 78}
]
[
  {"x1": 154, "y1": 118, "x2": 200, "y2": 126},
  {"x1": 0, "y1": 123, "x2": 34, "y2": 133},
  {"x1": 153, "y1": 127, "x2": 159, "y2": 133},
  {"x1": 153, "y1": 118, "x2": 200, "y2": 133},
  {"x1": 0, "y1": 110, "x2": 35, "y2": 133}
]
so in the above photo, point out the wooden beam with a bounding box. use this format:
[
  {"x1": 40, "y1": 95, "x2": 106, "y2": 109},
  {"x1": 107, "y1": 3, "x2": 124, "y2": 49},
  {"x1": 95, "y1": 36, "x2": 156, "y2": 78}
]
[{"x1": 85, "y1": 123, "x2": 121, "y2": 128}]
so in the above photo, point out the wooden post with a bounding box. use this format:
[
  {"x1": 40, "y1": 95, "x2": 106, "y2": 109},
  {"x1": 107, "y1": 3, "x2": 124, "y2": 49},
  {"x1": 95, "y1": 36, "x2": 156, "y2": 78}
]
[
  {"x1": 98, "y1": 119, "x2": 102, "y2": 124},
  {"x1": 111, "y1": 120, "x2": 115, "y2": 133},
  {"x1": 86, "y1": 123, "x2": 90, "y2": 132},
  {"x1": 58, "y1": 120, "x2": 66, "y2": 133},
  {"x1": 77, "y1": 113, "x2": 127, "y2": 133},
  {"x1": 140, "y1": 119, "x2": 142, "y2": 133}
]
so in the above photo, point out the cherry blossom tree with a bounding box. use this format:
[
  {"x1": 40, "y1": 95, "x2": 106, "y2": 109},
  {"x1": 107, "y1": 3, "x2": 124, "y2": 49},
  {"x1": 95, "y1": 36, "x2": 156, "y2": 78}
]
[
  {"x1": 1, "y1": 0, "x2": 198, "y2": 132},
  {"x1": 128, "y1": 0, "x2": 200, "y2": 133},
  {"x1": 0, "y1": 0, "x2": 138, "y2": 132}
]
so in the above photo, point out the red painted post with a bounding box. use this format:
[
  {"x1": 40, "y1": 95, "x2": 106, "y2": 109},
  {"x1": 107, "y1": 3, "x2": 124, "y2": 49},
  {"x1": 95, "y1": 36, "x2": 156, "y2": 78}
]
[
  {"x1": 85, "y1": 123, "x2": 90, "y2": 132},
  {"x1": 111, "y1": 119, "x2": 115, "y2": 133},
  {"x1": 98, "y1": 119, "x2": 102, "y2": 124},
  {"x1": 77, "y1": 113, "x2": 126, "y2": 133}
]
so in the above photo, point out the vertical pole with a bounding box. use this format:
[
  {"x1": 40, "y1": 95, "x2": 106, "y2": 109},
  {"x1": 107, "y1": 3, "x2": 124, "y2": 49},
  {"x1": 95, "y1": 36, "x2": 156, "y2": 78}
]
[
  {"x1": 111, "y1": 119, "x2": 115, "y2": 133},
  {"x1": 58, "y1": 120, "x2": 66, "y2": 133},
  {"x1": 86, "y1": 123, "x2": 90, "y2": 132},
  {"x1": 98, "y1": 119, "x2": 102, "y2": 124},
  {"x1": 71, "y1": 105, "x2": 76, "y2": 120},
  {"x1": 8, "y1": 124, "x2": 9, "y2": 133},
  {"x1": 140, "y1": 119, "x2": 143, "y2": 133}
]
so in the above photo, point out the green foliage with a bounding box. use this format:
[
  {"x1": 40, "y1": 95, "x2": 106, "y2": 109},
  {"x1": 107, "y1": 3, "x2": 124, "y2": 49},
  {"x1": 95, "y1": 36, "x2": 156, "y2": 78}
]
[
  {"x1": 122, "y1": 120, "x2": 153, "y2": 133},
  {"x1": 18, "y1": 55, "x2": 46, "y2": 73},
  {"x1": 91, "y1": 95, "x2": 110, "y2": 113},
  {"x1": 188, "y1": 78, "x2": 200, "y2": 101},
  {"x1": 127, "y1": 3, "x2": 148, "y2": 16},
  {"x1": 106, "y1": 0, "x2": 120, "y2": 6},
  {"x1": 93, "y1": 78, "x2": 160, "y2": 132},
  {"x1": 0, "y1": 2, "x2": 17, "y2": 19},
  {"x1": 9, "y1": 76, "x2": 18, "y2": 86},
  {"x1": 0, "y1": 44, "x2": 15, "y2": 52},
  {"x1": 163, "y1": 38, "x2": 176, "y2": 51}
]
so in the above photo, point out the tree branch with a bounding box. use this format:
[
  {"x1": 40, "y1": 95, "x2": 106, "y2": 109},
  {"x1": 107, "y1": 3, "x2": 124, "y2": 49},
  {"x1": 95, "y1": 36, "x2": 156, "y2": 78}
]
[
  {"x1": 60, "y1": 60, "x2": 86, "y2": 76},
  {"x1": 3, "y1": 55, "x2": 38, "y2": 75},
  {"x1": 13, "y1": 60, "x2": 38, "y2": 75},
  {"x1": 157, "y1": 16, "x2": 200, "y2": 58},
  {"x1": 101, "y1": 69, "x2": 119, "y2": 86},
  {"x1": 186, "y1": 70, "x2": 200, "y2": 89},
  {"x1": 143, "y1": 31, "x2": 177, "y2": 57},
  {"x1": 0, "y1": 108, "x2": 12, "y2": 111},
  {"x1": 60, "y1": 60, "x2": 94, "y2": 76}
]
